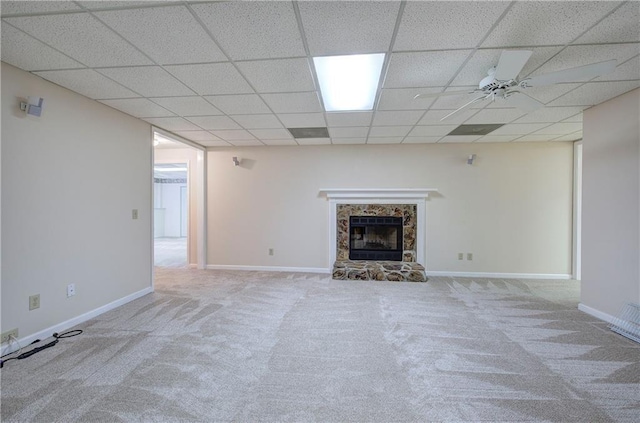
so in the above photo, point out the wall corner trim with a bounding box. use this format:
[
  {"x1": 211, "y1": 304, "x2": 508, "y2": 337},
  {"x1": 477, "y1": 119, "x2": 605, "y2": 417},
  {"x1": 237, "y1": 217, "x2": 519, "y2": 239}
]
[
  {"x1": 578, "y1": 303, "x2": 617, "y2": 324},
  {"x1": 2, "y1": 287, "x2": 153, "y2": 356},
  {"x1": 424, "y1": 271, "x2": 572, "y2": 279}
]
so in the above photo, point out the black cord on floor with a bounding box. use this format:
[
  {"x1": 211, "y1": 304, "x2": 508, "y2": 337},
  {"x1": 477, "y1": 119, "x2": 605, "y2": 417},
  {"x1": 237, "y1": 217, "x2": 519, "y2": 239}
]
[{"x1": 0, "y1": 329, "x2": 83, "y2": 369}]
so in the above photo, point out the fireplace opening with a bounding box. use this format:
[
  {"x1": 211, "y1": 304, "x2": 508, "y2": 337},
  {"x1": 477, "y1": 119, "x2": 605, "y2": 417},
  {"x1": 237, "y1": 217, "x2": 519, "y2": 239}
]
[{"x1": 349, "y1": 216, "x2": 403, "y2": 261}]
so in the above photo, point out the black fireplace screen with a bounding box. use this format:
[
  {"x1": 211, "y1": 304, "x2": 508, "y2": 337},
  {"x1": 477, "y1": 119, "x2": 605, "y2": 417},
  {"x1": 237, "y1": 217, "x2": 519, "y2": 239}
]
[{"x1": 349, "y1": 216, "x2": 403, "y2": 261}]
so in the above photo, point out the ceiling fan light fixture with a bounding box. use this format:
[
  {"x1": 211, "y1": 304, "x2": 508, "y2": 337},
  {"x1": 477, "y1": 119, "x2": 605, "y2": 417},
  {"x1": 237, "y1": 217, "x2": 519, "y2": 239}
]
[{"x1": 313, "y1": 53, "x2": 385, "y2": 112}]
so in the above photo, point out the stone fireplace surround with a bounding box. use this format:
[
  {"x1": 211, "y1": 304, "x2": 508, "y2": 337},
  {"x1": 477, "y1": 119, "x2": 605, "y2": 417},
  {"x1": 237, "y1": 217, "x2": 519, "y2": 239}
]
[{"x1": 319, "y1": 189, "x2": 437, "y2": 281}]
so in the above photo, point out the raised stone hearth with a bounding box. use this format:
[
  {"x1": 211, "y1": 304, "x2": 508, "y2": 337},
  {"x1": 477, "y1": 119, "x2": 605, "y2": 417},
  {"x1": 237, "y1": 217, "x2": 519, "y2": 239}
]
[{"x1": 333, "y1": 260, "x2": 428, "y2": 282}]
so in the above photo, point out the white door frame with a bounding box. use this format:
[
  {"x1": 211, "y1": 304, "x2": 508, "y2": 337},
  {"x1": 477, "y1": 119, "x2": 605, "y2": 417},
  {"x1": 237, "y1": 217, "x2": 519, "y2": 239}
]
[{"x1": 573, "y1": 141, "x2": 582, "y2": 280}]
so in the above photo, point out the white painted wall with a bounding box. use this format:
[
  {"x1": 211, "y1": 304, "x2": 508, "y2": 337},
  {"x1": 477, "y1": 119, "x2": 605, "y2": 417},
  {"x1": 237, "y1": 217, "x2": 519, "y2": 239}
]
[
  {"x1": 581, "y1": 88, "x2": 640, "y2": 319},
  {"x1": 207, "y1": 142, "x2": 573, "y2": 275},
  {"x1": 155, "y1": 148, "x2": 199, "y2": 265},
  {"x1": 1, "y1": 63, "x2": 152, "y2": 341}
]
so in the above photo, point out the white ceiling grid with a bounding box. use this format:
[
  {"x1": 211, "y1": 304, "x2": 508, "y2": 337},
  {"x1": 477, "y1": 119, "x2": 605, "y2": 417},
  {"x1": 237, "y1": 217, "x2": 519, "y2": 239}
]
[{"x1": 1, "y1": 0, "x2": 638, "y2": 148}]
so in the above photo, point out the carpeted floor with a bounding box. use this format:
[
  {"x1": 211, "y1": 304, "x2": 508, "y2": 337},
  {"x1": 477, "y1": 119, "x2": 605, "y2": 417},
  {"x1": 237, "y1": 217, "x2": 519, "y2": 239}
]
[{"x1": 1, "y1": 268, "x2": 638, "y2": 422}]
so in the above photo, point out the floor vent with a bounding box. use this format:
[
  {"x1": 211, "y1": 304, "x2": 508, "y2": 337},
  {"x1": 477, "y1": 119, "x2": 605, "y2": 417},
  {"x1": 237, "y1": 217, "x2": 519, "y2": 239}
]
[{"x1": 609, "y1": 303, "x2": 640, "y2": 344}]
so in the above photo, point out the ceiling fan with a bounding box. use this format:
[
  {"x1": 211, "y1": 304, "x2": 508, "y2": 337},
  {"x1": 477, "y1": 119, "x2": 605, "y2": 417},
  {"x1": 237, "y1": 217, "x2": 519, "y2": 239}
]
[{"x1": 415, "y1": 50, "x2": 617, "y2": 120}]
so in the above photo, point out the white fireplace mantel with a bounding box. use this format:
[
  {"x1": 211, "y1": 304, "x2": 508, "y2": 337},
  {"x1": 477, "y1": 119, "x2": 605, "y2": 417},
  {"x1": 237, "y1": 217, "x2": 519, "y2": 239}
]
[
  {"x1": 320, "y1": 188, "x2": 437, "y2": 267},
  {"x1": 319, "y1": 188, "x2": 438, "y2": 200}
]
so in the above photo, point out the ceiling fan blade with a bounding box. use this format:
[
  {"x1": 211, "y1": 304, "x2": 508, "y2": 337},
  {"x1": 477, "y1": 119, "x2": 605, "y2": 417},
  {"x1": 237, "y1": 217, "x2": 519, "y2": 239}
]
[
  {"x1": 494, "y1": 50, "x2": 533, "y2": 81},
  {"x1": 440, "y1": 95, "x2": 488, "y2": 121},
  {"x1": 414, "y1": 90, "x2": 474, "y2": 99},
  {"x1": 507, "y1": 92, "x2": 543, "y2": 113},
  {"x1": 524, "y1": 59, "x2": 617, "y2": 87}
]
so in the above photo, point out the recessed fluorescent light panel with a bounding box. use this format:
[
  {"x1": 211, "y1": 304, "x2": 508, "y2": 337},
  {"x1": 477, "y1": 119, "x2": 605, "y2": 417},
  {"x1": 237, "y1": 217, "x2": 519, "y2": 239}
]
[{"x1": 313, "y1": 53, "x2": 385, "y2": 112}]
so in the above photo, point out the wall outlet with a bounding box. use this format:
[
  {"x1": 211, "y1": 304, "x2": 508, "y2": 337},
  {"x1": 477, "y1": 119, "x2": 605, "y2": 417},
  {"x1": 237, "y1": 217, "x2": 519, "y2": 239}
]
[
  {"x1": 67, "y1": 283, "x2": 76, "y2": 298},
  {"x1": 132, "y1": 209, "x2": 138, "y2": 220},
  {"x1": 29, "y1": 294, "x2": 40, "y2": 310},
  {"x1": 458, "y1": 253, "x2": 463, "y2": 260},
  {"x1": 1, "y1": 328, "x2": 19, "y2": 344},
  {"x1": 467, "y1": 253, "x2": 473, "y2": 261},
  {"x1": 268, "y1": 248, "x2": 274, "y2": 256}
]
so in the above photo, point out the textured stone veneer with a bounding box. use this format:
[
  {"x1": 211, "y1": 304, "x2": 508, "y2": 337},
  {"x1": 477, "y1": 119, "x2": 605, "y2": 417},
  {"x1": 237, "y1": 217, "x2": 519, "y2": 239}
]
[{"x1": 337, "y1": 204, "x2": 417, "y2": 262}]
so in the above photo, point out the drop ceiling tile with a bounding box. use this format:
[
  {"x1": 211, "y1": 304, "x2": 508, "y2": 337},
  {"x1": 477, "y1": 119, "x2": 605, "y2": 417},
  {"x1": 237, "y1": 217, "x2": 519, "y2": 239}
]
[
  {"x1": 98, "y1": 66, "x2": 194, "y2": 97},
  {"x1": 261, "y1": 92, "x2": 322, "y2": 113},
  {"x1": 237, "y1": 58, "x2": 315, "y2": 93},
  {"x1": 262, "y1": 139, "x2": 298, "y2": 146},
  {"x1": 553, "y1": 132, "x2": 583, "y2": 142},
  {"x1": 277, "y1": 113, "x2": 326, "y2": 128},
  {"x1": 298, "y1": 1, "x2": 399, "y2": 56},
  {"x1": 186, "y1": 116, "x2": 241, "y2": 131},
  {"x1": 491, "y1": 123, "x2": 552, "y2": 135},
  {"x1": 191, "y1": 2, "x2": 305, "y2": 60},
  {"x1": 100, "y1": 98, "x2": 173, "y2": 118},
  {"x1": 1, "y1": 24, "x2": 83, "y2": 71},
  {"x1": 438, "y1": 135, "x2": 482, "y2": 143},
  {"x1": 199, "y1": 140, "x2": 233, "y2": 148},
  {"x1": 1, "y1": 1, "x2": 81, "y2": 15},
  {"x1": 372, "y1": 110, "x2": 424, "y2": 126},
  {"x1": 576, "y1": 2, "x2": 640, "y2": 44},
  {"x1": 366, "y1": 137, "x2": 403, "y2": 144},
  {"x1": 165, "y1": 63, "x2": 253, "y2": 96},
  {"x1": 418, "y1": 109, "x2": 478, "y2": 125},
  {"x1": 296, "y1": 138, "x2": 331, "y2": 145},
  {"x1": 378, "y1": 88, "x2": 442, "y2": 111},
  {"x1": 476, "y1": 135, "x2": 521, "y2": 143},
  {"x1": 452, "y1": 47, "x2": 561, "y2": 86},
  {"x1": 173, "y1": 131, "x2": 221, "y2": 142},
  {"x1": 409, "y1": 125, "x2": 458, "y2": 137},
  {"x1": 210, "y1": 130, "x2": 256, "y2": 141},
  {"x1": 561, "y1": 113, "x2": 583, "y2": 123},
  {"x1": 368, "y1": 126, "x2": 412, "y2": 137},
  {"x1": 513, "y1": 134, "x2": 557, "y2": 142},
  {"x1": 249, "y1": 129, "x2": 292, "y2": 140},
  {"x1": 464, "y1": 108, "x2": 525, "y2": 124},
  {"x1": 6, "y1": 13, "x2": 152, "y2": 67},
  {"x1": 33, "y1": 69, "x2": 139, "y2": 99},
  {"x1": 227, "y1": 140, "x2": 265, "y2": 147},
  {"x1": 326, "y1": 112, "x2": 373, "y2": 127},
  {"x1": 151, "y1": 97, "x2": 222, "y2": 116},
  {"x1": 402, "y1": 137, "x2": 441, "y2": 144},
  {"x1": 144, "y1": 117, "x2": 201, "y2": 131},
  {"x1": 395, "y1": 2, "x2": 510, "y2": 51},
  {"x1": 94, "y1": 6, "x2": 226, "y2": 65},
  {"x1": 232, "y1": 114, "x2": 283, "y2": 129},
  {"x1": 547, "y1": 81, "x2": 640, "y2": 107},
  {"x1": 482, "y1": 1, "x2": 618, "y2": 48},
  {"x1": 204, "y1": 94, "x2": 271, "y2": 115},
  {"x1": 597, "y1": 55, "x2": 640, "y2": 82},
  {"x1": 528, "y1": 44, "x2": 640, "y2": 81},
  {"x1": 77, "y1": 1, "x2": 168, "y2": 9},
  {"x1": 329, "y1": 127, "x2": 370, "y2": 138},
  {"x1": 384, "y1": 51, "x2": 472, "y2": 88},
  {"x1": 331, "y1": 138, "x2": 367, "y2": 145},
  {"x1": 534, "y1": 123, "x2": 583, "y2": 135},
  {"x1": 512, "y1": 106, "x2": 587, "y2": 123}
]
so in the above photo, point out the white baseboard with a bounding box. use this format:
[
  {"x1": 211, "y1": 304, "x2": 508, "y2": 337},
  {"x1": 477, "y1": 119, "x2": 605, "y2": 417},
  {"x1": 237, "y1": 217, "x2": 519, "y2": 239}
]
[
  {"x1": 1, "y1": 286, "x2": 153, "y2": 356},
  {"x1": 206, "y1": 264, "x2": 330, "y2": 274},
  {"x1": 578, "y1": 303, "x2": 616, "y2": 324},
  {"x1": 424, "y1": 271, "x2": 573, "y2": 280}
]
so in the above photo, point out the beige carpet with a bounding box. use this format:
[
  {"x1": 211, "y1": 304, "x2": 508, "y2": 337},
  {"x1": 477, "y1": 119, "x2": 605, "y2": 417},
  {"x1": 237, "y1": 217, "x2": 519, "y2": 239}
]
[{"x1": 1, "y1": 268, "x2": 638, "y2": 422}]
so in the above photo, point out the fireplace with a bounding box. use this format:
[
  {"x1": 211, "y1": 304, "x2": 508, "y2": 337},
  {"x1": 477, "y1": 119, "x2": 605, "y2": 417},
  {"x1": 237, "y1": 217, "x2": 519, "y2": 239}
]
[{"x1": 349, "y1": 216, "x2": 403, "y2": 261}]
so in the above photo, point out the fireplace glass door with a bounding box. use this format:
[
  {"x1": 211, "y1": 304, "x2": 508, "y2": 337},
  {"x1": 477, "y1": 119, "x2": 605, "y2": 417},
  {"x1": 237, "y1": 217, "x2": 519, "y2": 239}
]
[{"x1": 349, "y1": 216, "x2": 403, "y2": 261}]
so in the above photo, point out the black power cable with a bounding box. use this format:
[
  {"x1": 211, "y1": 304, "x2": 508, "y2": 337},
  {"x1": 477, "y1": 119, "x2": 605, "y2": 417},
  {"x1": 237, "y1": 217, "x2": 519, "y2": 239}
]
[{"x1": 0, "y1": 329, "x2": 83, "y2": 368}]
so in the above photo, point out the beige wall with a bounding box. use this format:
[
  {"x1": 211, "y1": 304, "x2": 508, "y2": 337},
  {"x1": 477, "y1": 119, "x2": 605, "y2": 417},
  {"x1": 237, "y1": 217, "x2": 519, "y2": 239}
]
[
  {"x1": 154, "y1": 147, "x2": 199, "y2": 265},
  {"x1": 1, "y1": 63, "x2": 152, "y2": 340},
  {"x1": 207, "y1": 142, "x2": 573, "y2": 275},
  {"x1": 582, "y1": 88, "x2": 640, "y2": 319}
]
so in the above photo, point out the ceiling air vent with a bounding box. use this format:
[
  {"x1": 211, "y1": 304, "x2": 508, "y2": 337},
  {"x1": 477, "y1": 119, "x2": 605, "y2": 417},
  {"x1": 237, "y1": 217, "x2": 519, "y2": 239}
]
[
  {"x1": 287, "y1": 127, "x2": 330, "y2": 139},
  {"x1": 448, "y1": 124, "x2": 504, "y2": 136}
]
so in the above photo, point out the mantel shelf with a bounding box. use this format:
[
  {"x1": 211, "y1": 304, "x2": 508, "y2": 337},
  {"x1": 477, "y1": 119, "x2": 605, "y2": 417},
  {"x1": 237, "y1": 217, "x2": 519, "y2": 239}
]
[{"x1": 319, "y1": 188, "x2": 438, "y2": 200}]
